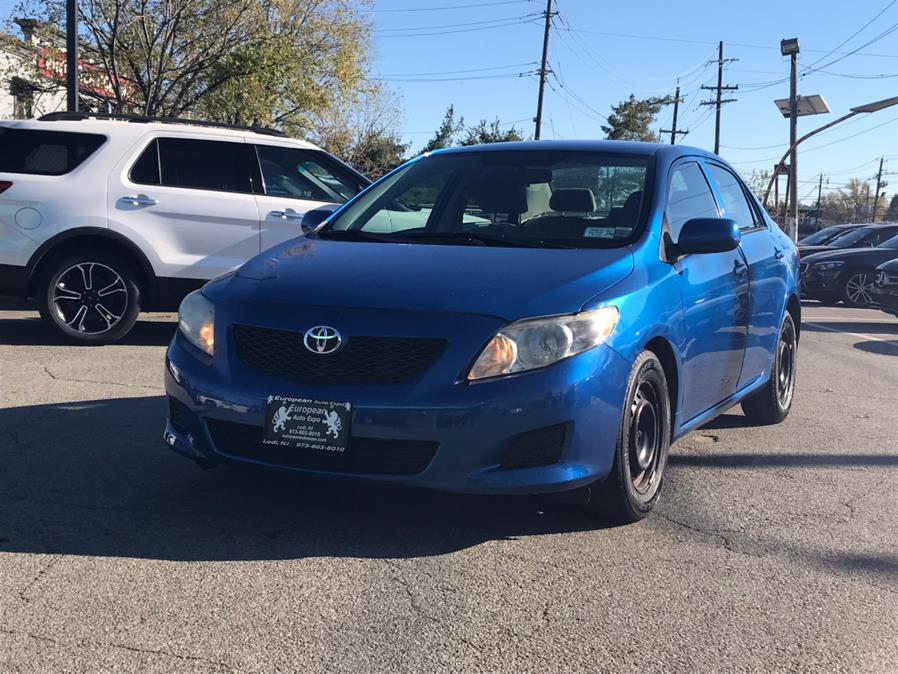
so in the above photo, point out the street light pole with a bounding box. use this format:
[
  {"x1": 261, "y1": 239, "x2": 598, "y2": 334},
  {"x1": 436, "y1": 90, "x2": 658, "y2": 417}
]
[
  {"x1": 66, "y1": 0, "x2": 79, "y2": 111},
  {"x1": 762, "y1": 95, "x2": 898, "y2": 218},
  {"x1": 781, "y1": 38, "x2": 800, "y2": 241}
]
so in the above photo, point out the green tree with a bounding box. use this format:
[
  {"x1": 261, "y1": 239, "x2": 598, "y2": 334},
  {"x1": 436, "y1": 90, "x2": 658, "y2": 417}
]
[
  {"x1": 309, "y1": 84, "x2": 409, "y2": 179},
  {"x1": 822, "y1": 179, "x2": 886, "y2": 223},
  {"x1": 886, "y1": 193, "x2": 898, "y2": 222},
  {"x1": 16, "y1": 0, "x2": 370, "y2": 124},
  {"x1": 601, "y1": 94, "x2": 672, "y2": 142},
  {"x1": 459, "y1": 118, "x2": 523, "y2": 146},
  {"x1": 421, "y1": 105, "x2": 463, "y2": 153}
]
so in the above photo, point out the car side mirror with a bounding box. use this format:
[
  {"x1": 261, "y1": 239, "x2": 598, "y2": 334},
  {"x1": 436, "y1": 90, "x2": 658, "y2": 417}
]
[
  {"x1": 301, "y1": 204, "x2": 339, "y2": 233},
  {"x1": 675, "y1": 218, "x2": 740, "y2": 255}
]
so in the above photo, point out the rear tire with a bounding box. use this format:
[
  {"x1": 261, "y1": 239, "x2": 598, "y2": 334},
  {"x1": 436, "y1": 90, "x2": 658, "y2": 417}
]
[
  {"x1": 38, "y1": 251, "x2": 141, "y2": 345},
  {"x1": 585, "y1": 351, "x2": 671, "y2": 524},
  {"x1": 741, "y1": 313, "x2": 797, "y2": 425},
  {"x1": 841, "y1": 271, "x2": 876, "y2": 307}
]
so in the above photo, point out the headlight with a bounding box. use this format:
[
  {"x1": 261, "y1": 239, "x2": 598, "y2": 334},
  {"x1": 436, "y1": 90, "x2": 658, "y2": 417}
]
[
  {"x1": 811, "y1": 261, "x2": 845, "y2": 272},
  {"x1": 467, "y1": 307, "x2": 619, "y2": 381},
  {"x1": 178, "y1": 291, "x2": 215, "y2": 357}
]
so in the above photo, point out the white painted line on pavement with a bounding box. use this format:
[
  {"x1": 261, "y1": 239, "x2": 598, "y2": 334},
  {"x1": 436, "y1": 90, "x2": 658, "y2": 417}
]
[
  {"x1": 803, "y1": 316, "x2": 895, "y2": 323},
  {"x1": 805, "y1": 322, "x2": 898, "y2": 346}
]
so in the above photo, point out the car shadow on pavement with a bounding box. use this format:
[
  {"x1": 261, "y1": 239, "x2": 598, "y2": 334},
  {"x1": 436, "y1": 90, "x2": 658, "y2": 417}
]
[
  {"x1": 853, "y1": 339, "x2": 898, "y2": 357},
  {"x1": 0, "y1": 313, "x2": 176, "y2": 347},
  {"x1": 802, "y1": 320, "x2": 898, "y2": 336},
  {"x1": 669, "y1": 452, "x2": 898, "y2": 468},
  {"x1": 0, "y1": 396, "x2": 606, "y2": 562}
]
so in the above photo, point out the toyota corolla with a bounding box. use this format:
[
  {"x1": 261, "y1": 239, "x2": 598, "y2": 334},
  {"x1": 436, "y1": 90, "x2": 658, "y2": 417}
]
[{"x1": 164, "y1": 141, "x2": 801, "y2": 522}]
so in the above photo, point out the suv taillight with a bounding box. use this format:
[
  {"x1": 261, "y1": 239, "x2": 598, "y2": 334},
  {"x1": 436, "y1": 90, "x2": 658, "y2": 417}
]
[{"x1": 0, "y1": 181, "x2": 12, "y2": 194}]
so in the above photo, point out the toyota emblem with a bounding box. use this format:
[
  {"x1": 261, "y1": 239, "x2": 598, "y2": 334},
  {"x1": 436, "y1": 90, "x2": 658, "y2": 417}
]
[{"x1": 303, "y1": 326, "x2": 343, "y2": 354}]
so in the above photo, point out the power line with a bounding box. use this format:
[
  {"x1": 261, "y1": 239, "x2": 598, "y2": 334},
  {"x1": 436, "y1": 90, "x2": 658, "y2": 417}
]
[
  {"x1": 375, "y1": 12, "x2": 541, "y2": 32},
  {"x1": 376, "y1": 62, "x2": 538, "y2": 77},
  {"x1": 802, "y1": 0, "x2": 897, "y2": 71},
  {"x1": 371, "y1": 0, "x2": 535, "y2": 12},
  {"x1": 801, "y1": 21, "x2": 898, "y2": 77},
  {"x1": 375, "y1": 16, "x2": 541, "y2": 37},
  {"x1": 372, "y1": 71, "x2": 539, "y2": 82},
  {"x1": 699, "y1": 41, "x2": 738, "y2": 154}
]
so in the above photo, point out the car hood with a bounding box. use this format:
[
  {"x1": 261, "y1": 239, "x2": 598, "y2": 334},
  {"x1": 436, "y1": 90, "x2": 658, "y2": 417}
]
[
  {"x1": 803, "y1": 247, "x2": 898, "y2": 263},
  {"x1": 215, "y1": 237, "x2": 635, "y2": 321},
  {"x1": 877, "y1": 257, "x2": 898, "y2": 271}
]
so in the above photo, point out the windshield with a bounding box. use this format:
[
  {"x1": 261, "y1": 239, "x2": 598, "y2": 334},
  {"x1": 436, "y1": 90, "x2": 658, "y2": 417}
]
[
  {"x1": 827, "y1": 227, "x2": 874, "y2": 248},
  {"x1": 320, "y1": 151, "x2": 651, "y2": 248},
  {"x1": 800, "y1": 227, "x2": 846, "y2": 246}
]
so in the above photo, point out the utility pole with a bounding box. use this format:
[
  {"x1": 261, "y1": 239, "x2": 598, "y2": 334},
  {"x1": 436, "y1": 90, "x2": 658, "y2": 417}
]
[
  {"x1": 700, "y1": 41, "x2": 738, "y2": 154},
  {"x1": 872, "y1": 157, "x2": 886, "y2": 222},
  {"x1": 788, "y1": 43, "x2": 799, "y2": 239},
  {"x1": 661, "y1": 84, "x2": 689, "y2": 145},
  {"x1": 66, "y1": 0, "x2": 79, "y2": 112},
  {"x1": 533, "y1": 0, "x2": 554, "y2": 141},
  {"x1": 814, "y1": 173, "x2": 823, "y2": 230}
]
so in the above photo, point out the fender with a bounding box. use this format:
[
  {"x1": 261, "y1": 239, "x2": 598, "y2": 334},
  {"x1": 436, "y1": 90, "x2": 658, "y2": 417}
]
[{"x1": 25, "y1": 226, "x2": 159, "y2": 304}]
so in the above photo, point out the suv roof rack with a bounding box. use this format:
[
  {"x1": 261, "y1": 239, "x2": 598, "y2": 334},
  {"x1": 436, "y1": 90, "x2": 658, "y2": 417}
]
[{"x1": 38, "y1": 111, "x2": 286, "y2": 137}]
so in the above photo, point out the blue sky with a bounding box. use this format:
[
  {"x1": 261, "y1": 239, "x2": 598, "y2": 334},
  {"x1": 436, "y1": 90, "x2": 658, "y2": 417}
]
[
  {"x1": 368, "y1": 0, "x2": 898, "y2": 199},
  {"x1": 3, "y1": 0, "x2": 896, "y2": 198}
]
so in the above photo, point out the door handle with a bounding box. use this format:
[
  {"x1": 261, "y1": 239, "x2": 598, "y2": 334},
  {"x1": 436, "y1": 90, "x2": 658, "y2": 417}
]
[
  {"x1": 733, "y1": 259, "x2": 748, "y2": 276},
  {"x1": 269, "y1": 209, "x2": 304, "y2": 221},
  {"x1": 121, "y1": 194, "x2": 157, "y2": 206},
  {"x1": 774, "y1": 247, "x2": 785, "y2": 260}
]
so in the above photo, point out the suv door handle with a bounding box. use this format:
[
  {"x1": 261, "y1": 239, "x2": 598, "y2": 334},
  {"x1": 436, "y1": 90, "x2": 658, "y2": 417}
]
[
  {"x1": 269, "y1": 209, "x2": 304, "y2": 221},
  {"x1": 733, "y1": 259, "x2": 748, "y2": 276},
  {"x1": 774, "y1": 247, "x2": 785, "y2": 260},
  {"x1": 121, "y1": 194, "x2": 157, "y2": 207}
]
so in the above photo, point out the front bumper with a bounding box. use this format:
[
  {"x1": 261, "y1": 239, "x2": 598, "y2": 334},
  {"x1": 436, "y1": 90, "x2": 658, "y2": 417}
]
[
  {"x1": 163, "y1": 326, "x2": 632, "y2": 496},
  {"x1": 800, "y1": 266, "x2": 843, "y2": 296},
  {"x1": 871, "y1": 284, "x2": 898, "y2": 315}
]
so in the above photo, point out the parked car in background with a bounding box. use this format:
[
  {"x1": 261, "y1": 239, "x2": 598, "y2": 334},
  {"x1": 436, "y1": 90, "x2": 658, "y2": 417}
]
[
  {"x1": 798, "y1": 223, "x2": 898, "y2": 257},
  {"x1": 801, "y1": 233, "x2": 898, "y2": 306},
  {"x1": 0, "y1": 113, "x2": 370, "y2": 344},
  {"x1": 797, "y1": 223, "x2": 862, "y2": 247},
  {"x1": 164, "y1": 141, "x2": 801, "y2": 523},
  {"x1": 872, "y1": 257, "x2": 898, "y2": 318}
]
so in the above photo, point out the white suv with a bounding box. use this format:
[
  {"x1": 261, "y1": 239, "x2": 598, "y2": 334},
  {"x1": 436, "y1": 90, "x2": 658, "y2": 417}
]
[{"x1": 0, "y1": 113, "x2": 370, "y2": 344}]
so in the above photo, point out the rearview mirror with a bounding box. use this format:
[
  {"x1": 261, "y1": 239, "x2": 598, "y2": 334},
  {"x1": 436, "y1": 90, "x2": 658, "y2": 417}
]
[
  {"x1": 675, "y1": 218, "x2": 740, "y2": 255},
  {"x1": 301, "y1": 204, "x2": 339, "y2": 232}
]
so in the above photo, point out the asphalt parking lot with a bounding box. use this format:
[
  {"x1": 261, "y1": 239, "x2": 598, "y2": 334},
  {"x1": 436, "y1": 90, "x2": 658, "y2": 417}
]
[{"x1": 0, "y1": 299, "x2": 895, "y2": 673}]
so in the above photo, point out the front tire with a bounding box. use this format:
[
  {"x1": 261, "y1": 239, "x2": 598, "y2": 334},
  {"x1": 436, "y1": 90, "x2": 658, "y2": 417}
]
[
  {"x1": 585, "y1": 351, "x2": 671, "y2": 523},
  {"x1": 741, "y1": 313, "x2": 798, "y2": 425},
  {"x1": 38, "y1": 251, "x2": 141, "y2": 345}
]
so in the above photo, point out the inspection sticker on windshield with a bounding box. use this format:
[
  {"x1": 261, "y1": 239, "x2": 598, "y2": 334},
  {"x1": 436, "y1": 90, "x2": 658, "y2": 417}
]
[
  {"x1": 584, "y1": 227, "x2": 615, "y2": 239},
  {"x1": 263, "y1": 395, "x2": 351, "y2": 452}
]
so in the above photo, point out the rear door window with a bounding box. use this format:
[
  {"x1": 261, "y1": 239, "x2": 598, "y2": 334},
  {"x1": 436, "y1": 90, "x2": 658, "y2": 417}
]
[
  {"x1": 706, "y1": 164, "x2": 760, "y2": 231},
  {"x1": 152, "y1": 137, "x2": 254, "y2": 193},
  {"x1": 666, "y1": 162, "x2": 720, "y2": 240},
  {"x1": 255, "y1": 145, "x2": 364, "y2": 203},
  {"x1": 0, "y1": 128, "x2": 106, "y2": 175}
]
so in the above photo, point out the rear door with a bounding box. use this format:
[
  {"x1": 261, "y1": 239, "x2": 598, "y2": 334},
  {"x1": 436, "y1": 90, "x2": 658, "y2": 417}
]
[
  {"x1": 705, "y1": 162, "x2": 786, "y2": 389},
  {"x1": 667, "y1": 159, "x2": 749, "y2": 422},
  {"x1": 252, "y1": 143, "x2": 367, "y2": 252},
  {"x1": 107, "y1": 134, "x2": 260, "y2": 283}
]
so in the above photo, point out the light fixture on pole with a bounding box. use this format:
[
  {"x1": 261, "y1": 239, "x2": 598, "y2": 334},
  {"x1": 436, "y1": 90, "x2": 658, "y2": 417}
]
[
  {"x1": 762, "y1": 95, "x2": 898, "y2": 212},
  {"x1": 781, "y1": 37, "x2": 800, "y2": 241}
]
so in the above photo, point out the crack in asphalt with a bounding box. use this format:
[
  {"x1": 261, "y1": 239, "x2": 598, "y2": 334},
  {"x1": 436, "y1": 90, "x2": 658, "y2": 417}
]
[
  {"x1": 0, "y1": 625, "x2": 233, "y2": 671},
  {"x1": 42, "y1": 365, "x2": 163, "y2": 392},
  {"x1": 654, "y1": 512, "x2": 761, "y2": 560},
  {"x1": 17, "y1": 555, "x2": 63, "y2": 604}
]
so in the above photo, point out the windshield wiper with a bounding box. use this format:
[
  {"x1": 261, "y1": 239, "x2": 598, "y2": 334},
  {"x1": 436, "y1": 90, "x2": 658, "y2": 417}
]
[
  {"x1": 391, "y1": 230, "x2": 574, "y2": 249},
  {"x1": 316, "y1": 229, "x2": 393, "y2": 243}
]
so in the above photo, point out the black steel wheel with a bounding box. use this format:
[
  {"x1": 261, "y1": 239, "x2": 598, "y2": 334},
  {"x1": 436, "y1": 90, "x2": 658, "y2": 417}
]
[
  {"x1": 586, "y1": 350, "x2": 671, "y2": 523},
  {"x1": 742, "y1": 312, "x2": 798, "y2": 425},
  {"x1": 39, "y1": 252, "x2": 141, "y2": 345}
]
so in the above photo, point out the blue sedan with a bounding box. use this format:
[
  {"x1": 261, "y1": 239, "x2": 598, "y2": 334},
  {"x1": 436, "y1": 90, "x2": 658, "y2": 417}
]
[{"x1": 164, "y1": 141, "x2": 800, "y2": 522}]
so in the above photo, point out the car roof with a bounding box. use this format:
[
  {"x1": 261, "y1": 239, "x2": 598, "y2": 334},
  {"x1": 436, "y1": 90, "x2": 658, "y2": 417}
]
[
  {"x1": 430, "y1": 139, "x2": 719, "y2": 162},
  {"x1": 0, "y1": 117, "x2": 322, "y2": 150}
]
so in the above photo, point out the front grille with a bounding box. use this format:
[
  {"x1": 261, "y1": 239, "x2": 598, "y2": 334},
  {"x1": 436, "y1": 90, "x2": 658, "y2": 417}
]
[
  {"x1": 206, "y1": 419, "x2": 439, "y2": 475},
  {"x1": 233, "y1": 324, "x2": 447, "y2": 386}
]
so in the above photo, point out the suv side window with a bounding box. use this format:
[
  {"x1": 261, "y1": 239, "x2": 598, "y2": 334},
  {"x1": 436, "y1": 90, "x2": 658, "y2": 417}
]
[
  {"x1": 256, "y1": 145, "x2": 362, "y2": 203},
  {"x1": 135, "y1": 137, "x2": 254, "y2": 193},
  {"x1": 706, "y1": 164, "x2": 759, "y2": 231},
  {"x1": 0, "y1": 128, "x2": 106, "y2": 175},
  {"x1": 666, "y1": 161, "x2": 719, "y2": 241}
]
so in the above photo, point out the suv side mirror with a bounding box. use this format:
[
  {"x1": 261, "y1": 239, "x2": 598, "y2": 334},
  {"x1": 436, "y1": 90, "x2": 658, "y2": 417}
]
[
  {"x1": 301, "y1": 204, "x2": 339, "y2": 233},
  {"x1": 676, "y1": 218, "x2": 740, "y2": 255}
]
